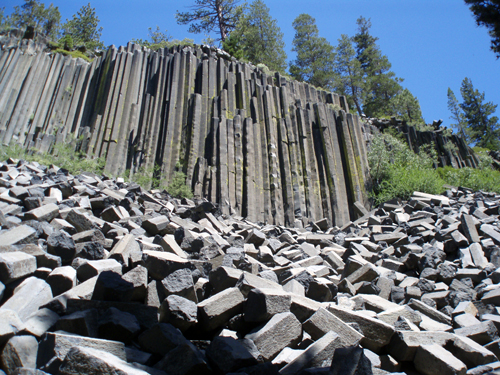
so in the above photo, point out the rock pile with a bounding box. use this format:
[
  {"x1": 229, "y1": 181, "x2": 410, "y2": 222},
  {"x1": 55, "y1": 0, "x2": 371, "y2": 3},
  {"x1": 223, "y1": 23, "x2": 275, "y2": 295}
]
[{"x1": 0, "y1": 158, "x2": 500, "y2": 375}]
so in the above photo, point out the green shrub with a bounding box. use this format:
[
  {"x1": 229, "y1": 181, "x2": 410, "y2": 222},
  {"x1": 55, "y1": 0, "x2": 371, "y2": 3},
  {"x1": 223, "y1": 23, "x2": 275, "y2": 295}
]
[
  {"x1": 53, "y1": 48, "x2": 93, "y2": 62},
  {"x1": 368, "y1": 132, "x2": 444, "y2": 205},
  {"x1": 438, "y1": 167, "x2": 500, "y2": 193},
  {"x1": 373, "y1": 166, "x2": 444, "y2": 205},
  {"x1": 167, "y1": 171, "x2": 193, "y2": 199},
  {"x1": 127, "y1": 164, "x2": 162, "y2": 190},
  {"x1": 474, "y1": 149, "x2": 495, "y2": 170},
  {"x1": 369, "y1": 131, "x2": 500, "y2": 205},
  {"x1": 0, "y1": 140, "x2": 105, "y2": 176}
]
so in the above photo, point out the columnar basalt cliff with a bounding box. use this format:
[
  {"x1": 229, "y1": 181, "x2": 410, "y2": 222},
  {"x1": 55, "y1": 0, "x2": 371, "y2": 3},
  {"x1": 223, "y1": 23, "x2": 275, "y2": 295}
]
[
  {"x1": 0, "y1": 34, "x2": 372, "y2": 228},
  {"x1": 0, "y1": 31, "x2": 475, "y2": 227}
]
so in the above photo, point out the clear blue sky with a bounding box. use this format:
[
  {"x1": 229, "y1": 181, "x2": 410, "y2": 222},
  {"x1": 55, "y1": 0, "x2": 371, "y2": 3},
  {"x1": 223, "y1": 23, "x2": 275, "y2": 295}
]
[{"x1": 4, "y1": 0, "x2": 500, "y2": 128}]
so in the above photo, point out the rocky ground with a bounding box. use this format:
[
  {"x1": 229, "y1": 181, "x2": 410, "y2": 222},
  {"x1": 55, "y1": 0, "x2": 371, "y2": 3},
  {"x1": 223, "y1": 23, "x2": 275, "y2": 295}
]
[{"x1": 0, "y1": 158, "x2": 500, "y2": 375}]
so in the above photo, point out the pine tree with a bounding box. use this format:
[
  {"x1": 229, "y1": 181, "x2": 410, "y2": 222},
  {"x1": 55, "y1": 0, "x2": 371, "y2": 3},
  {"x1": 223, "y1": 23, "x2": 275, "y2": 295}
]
[
  {"x1": 460, "y1": 77, "x2": 500, "y2": 150},
  {"x1": 289, "y1": 14, "x2": 335, "y2": 89},
  {"x1": 227, "y1": 0, "x2": 287, "y2": 73},
  {"x1": 388, "y1": 88, "x2": 425, "y2": 126},
  {"x1": 61, "y1": 3, "x2": 104, "y2": 50},
  {"x1": 464, "y1": 0, "x2": 500, "y2": 57},
  {"x1": 8, "y1": 0, "x2": 61, "y2": 40},
  {"x1": 447, "y1": 87, "x2": 470, "y2": 143},
  {"x1": 176, "y1": 0, "x2": 242, "y2": 42},
  {"x1": 333, "y1": 34, "x2": 365, "y2": 115},
  {"x1": 221, "y1": 33, "x2": 245, "y2": 60},
  {"x1": 352, "y1": 17, "x2": 402, "y2": 118}
]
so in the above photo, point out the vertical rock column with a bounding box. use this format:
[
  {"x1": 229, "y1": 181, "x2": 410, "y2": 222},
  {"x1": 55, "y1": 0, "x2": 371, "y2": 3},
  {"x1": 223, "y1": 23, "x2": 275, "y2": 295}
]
[{"x1": 314, "y1": 103, "x2": 349, "y2": 227}]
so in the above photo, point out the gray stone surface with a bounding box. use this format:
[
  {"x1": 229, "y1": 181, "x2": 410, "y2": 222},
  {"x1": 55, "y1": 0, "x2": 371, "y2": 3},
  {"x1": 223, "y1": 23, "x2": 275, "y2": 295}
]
[
  {"x1": 159, "y1": 294, "x2": 197, "y2": 332},
  {"x1": 328, "y1": 345, "x2": 374, "y2": 375},
  {"x1": 98, "y1": 307, "x2": 141, "y2": 343},
  {"x1": 21, "y1": 308, "x2": 59, "y2": 338},
  {"x1": 327, "y1": 304, "x2": 395, "y2": 351},
  {"x1": 198, "y1": 287, "x2": 245, "y2": 331},
  {"x1": 0, "y1": 310, "x2": 24, "y2": 346},
  {"x1": 244, "y1": 288, "x2": 291, "y2": 323},
  {"x1": 153, "y1": 341, "x2": 210, "y2": 374},
  {"x1": 303, "y1": 307, "x2": 363, "y2": 346},
  {"x1": 246, "y1": 312, "x2": 302, "y2": 361},
  {"x1": 46, "y1": 266, "x2": 77, "y2": 296},
  {"x1": 58, "y1": 346, "x2": 149, "y2": 375},
  {"x1": 24, "y1": 203, "x2": 59, "y2": 222},
  {"x1": 414, "y1": 344, "x2": 466, "y2": 375},
  {"x1": 279, "y1": 331, "x2": 343, "y2": 375},
  {"x1": 36, "y1": 332, "x2": 126, "y2": 373},
  {"x1": 1, "y1": 277, "x2": 52, "y2": 321},
  {"x1": 1, "y1": 335, "x2": 39, "y2": 375},
  {"x1": 0, "y1": 225, "x2": 37, "y2": 247},
  {"x1": 0, "y1": 252, "x2": 36, "y2": 284},
  {"x1": 160, "y1": 267, "x2": 196, "y2": 302}
]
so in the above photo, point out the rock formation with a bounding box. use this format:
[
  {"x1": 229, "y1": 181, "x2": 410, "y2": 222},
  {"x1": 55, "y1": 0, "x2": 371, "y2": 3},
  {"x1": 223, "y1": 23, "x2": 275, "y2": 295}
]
[
  {"x1": 0, "y1": 29, "x2": 380, "y2": 228},
  {"x1": 0, "y1": 30, "x2": 479, "y2": 230}
]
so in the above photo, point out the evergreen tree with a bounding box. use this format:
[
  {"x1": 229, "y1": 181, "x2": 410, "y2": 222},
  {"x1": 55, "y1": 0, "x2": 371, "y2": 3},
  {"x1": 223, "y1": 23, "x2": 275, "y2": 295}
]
[
  {"x1": 176, "y1": 0, "x2": 242, "y2": 42},
  {"x1": 447, "y1": 87, "x2": 470, "y2": 143},
  {"x1": 289, "y1": 14, "x2": 335, "y2": 89},
  {"x1": 227, "y1": 0, "x2": 287, "y2": 73},
  {"x1": 0, "y1": 8, "x2": 9, "y2": 30},
  {"x1": 464, "y1": 0, "x2": 500, "y2": 58},
  {"x1": 352, "y1": 17, "x2": 402, "y2": 118},
  {"x1": 61, "y1": 3, "x2": 104, "y2": 50},
  {"x1": 333, "y1": 34, "x2": 365, "y2": 115},
  {"x1": 460, "y1": 77, "x2": 500, "y2": 150},
  {"x1": 388, "y1": 88, "x2": 425, "y2": 126},
  {"x1": 8, "y1": 0, "x2": 60, "y2": 40},
  {"x1": 221, "y1": 33, "x2": 245, "y2": 60}
]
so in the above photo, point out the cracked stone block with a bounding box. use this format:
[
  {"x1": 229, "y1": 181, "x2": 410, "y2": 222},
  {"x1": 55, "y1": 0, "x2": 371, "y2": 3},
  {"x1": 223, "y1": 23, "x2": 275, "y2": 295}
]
[
  {"x1": 1, "y1": 335, "x2": 38, "y2": 375},
  {"x1": 159, "y1": 294, "x2": 197, "y2": 332},
  {"x1": 279, "y1": 331, "x2": 343, "y2": 375},
  {"x1": 58, "y1": 346, "x2": 149, "y2": 375},
  {"x1": 36, "y1": 332, "x2": 126, "y2": 374},
  {"x1": 303, "y1": 307, "x2": 363, "y2": 346},
  {"x1": 1, "y1": 277, "x2": 52, "y2": 322},
  {"x1": 414, "y1": 344, "x2": 466, "y2": 375},
  {"x1": 198, "y1": 287, "x2": 245, "y2": 331},
  {"x1": 244, "y1": 288, "x2": 291, "y2": 323},
  {"x1": 0, "y1": 252, "x2": 36, "y2": 284},
  {"x1": 46, "y1": 266, "x2": 77, "y2": 296},
  {"x1": 0, "y1": 310, "x2": 24, "y2": 346},
  {"x1": 245, "y1": 312, "x2": 302, "y2": 361}
]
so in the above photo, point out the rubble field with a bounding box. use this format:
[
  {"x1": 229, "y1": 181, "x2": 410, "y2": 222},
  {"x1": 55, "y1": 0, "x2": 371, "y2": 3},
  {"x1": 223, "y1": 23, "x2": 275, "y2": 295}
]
[{"x1": 1, "y1": 158, "x2": 500, "y2": 375}]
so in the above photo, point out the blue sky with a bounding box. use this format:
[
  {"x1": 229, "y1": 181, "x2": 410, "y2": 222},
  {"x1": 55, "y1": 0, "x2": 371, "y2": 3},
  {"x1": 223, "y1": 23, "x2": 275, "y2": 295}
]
[{"x1": 4, "y1": 0, "x2": 500, "y2": 128}]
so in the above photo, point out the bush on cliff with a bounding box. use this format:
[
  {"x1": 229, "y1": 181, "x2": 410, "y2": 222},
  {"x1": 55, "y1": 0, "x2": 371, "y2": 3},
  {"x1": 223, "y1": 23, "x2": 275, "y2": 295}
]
[{"x1": 368, "y1": 131, "x2": 500, "y2": 205}]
